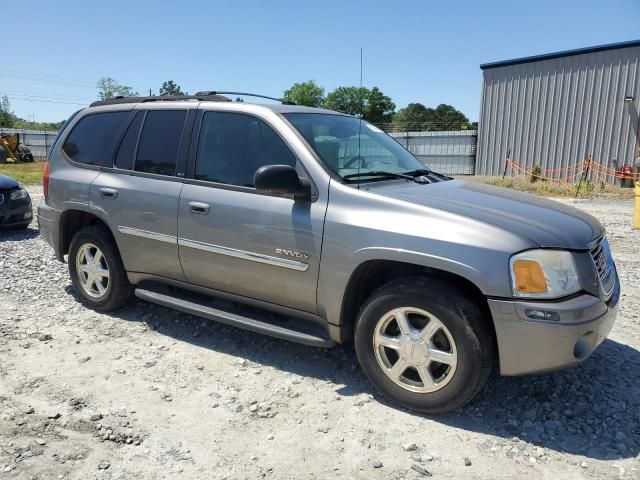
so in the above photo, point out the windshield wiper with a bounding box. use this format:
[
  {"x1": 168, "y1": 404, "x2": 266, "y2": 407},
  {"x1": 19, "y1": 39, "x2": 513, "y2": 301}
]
[
  {"x1": 402, "y1": 168, "x2": 452, "y2": 181},
  {"x1": 343, "y1": 171, "x2": 430, "y2": 184}
]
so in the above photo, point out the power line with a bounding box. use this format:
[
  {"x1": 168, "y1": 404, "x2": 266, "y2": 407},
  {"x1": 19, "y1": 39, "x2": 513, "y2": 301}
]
[
  {"x1": 2, "y1": 89, "x2": 96, "y2": 101},
  {"x1": 0, "y1": 67, "x2": 97, "y2": 86},
  {"x1": 0, "y1": 69, "x2": 146, "y2": 92},
  {"x1": 5, "y1": 95, "x2": 85, "y2": 106},
  {"x1": 0, "y1": 72, "x2": 97, "y2": 89}
]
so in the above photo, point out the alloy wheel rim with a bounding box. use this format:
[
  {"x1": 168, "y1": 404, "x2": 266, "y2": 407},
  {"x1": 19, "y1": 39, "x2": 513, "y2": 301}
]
[
  {"x1": 373, "y1": 307, "x2": 458, "y2": 393},
  {"x1": 75, "y1": 243, "x2": 110, "y2": 299}
]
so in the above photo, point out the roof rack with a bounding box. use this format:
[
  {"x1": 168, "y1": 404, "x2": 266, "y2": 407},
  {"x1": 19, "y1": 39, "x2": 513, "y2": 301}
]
[
  {"x1": 90, "y1": 94, "x2": 231, "y2": 107},
  {"x1": 195, "y1": 91, "x2": 296, "y2": 105}
]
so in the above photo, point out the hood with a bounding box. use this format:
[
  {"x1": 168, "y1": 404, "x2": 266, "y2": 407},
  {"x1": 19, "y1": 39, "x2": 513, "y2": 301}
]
[
  {"x1": 0, "y1": 174, "x2": 19, "y2": 190},
  {"x1": 365, "y1": 179, "x2": 603, "y2": 249}
]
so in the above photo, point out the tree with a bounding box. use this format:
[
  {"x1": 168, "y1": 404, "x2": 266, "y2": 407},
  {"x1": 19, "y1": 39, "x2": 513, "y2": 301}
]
[
  {"x1": 323, "y1": 86, "x2": 368, "y2": 116},
  {"x1": 392, "y1": 103, "x2": 430, "y2": 131},
  {"x1": 96, "y1": 77, "x2": 138, "y2": 100},
  {"x1": 159, "y1": 80, "x2": 186, "y2": 96},
  {"x1": 283, "y1": 80, "x2": 325, "y2": 107},
  {"x1": 364, "y1": 87, "x2": 395, "y2": 124},
  {"x1": 393, "y1": 103, "x2": 470, "y2": 131},
  {"x1": 323, "y1": 86, "x2": 395, "y2": 124},
  {"x1": 0, "y1": 95, "x2": 15, "y2": 127},
  {"x1": 428, "y1": 104, "x2": 470, "y2": 131}
]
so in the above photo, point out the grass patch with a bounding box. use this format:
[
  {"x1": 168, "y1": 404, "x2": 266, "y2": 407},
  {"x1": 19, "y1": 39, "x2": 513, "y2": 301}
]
[
  {"x1": 0, "y1": 161, "x2": 45, "y2": 185},
  {"x1": 466, "y1": 175, "x2": 635, "y2": 200}
]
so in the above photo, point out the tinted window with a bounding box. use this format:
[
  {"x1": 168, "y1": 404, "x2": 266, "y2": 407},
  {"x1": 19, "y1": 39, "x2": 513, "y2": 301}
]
[
  {"x1": 195, "y1": 112, "x2": 296, "y2": 187},
  {"x1": 114, "y1": 111, "x2": 144, "y2": 170},
  {"x1": 135, "y1": 110, "x2": 187, "y2": 176},
  {"x1": 284, "y1": 113, "x2": 427, "y2": 180},
  {"x1": 62, "y1": 111, "x2": 129, "y2": 165}
]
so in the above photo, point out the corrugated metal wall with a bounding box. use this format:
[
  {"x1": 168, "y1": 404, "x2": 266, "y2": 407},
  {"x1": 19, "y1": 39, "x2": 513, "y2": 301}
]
[
  {"x1": 477, "y1": 45, "x2": 640, "y2": 183},
  {"x1": 390, "y1": 130, "x2": 477, "y2": 175}
]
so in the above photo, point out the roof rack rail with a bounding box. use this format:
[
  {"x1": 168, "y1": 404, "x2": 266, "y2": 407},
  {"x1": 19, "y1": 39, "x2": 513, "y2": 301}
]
[
  {"x1": 89, "y1": 94, "x2": 231, "y2": 107},
  {"x1": 195, "y1": 91, "x2": 296, "y2": 105}
]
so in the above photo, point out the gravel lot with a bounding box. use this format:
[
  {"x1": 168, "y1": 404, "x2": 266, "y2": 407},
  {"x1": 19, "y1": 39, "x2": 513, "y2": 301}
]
[{"x1": 1, "y1": 186, "x2": 639, "y2": 480}]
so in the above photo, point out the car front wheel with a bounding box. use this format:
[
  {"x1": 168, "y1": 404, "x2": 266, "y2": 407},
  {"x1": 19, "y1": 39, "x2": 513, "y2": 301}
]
[{"x1": 354, "y1": 276, "x2": 493, "y2": 413}]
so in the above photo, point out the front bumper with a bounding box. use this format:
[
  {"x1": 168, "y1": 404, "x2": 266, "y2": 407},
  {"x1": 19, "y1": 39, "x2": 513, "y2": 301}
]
[
  {"x1": 488, "y1": 277, "x2": 619, "y2": 376},
  {"x1": 0, "y1": 194, "x2": 32, "y2": 228}
]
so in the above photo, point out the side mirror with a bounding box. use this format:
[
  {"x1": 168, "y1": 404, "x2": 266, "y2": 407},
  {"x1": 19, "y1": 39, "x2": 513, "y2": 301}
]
[{"x1": 254, "y1": 164, "x2": 311, "y2": 200}]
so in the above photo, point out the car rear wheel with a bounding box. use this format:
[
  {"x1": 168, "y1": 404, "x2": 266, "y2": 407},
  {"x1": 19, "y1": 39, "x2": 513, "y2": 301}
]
[
  {"x1": 354, "y1": 276, "x2": 493, "y2": 413},
  {"x1": 68, "y1": 225, "x2": 133, "y2": 311}
]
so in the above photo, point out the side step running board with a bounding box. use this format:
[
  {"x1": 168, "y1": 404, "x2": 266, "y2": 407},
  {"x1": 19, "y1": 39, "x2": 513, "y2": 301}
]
[{"x1": 135, "y1": 284, "x2": 335, "y2": 348}]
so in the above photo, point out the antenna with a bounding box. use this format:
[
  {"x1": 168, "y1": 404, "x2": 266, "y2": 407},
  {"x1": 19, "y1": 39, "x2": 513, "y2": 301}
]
[{"x1": 357, "y1": 47, "x2": 363, "y2": 190}]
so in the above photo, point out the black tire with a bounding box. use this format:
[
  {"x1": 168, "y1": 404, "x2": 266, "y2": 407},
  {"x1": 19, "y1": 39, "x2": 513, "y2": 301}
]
[
  {"x1": 18, "y1": 146, "x2": 34, "y2": 162},
  {"x1": 0, "y1": 145, "x2": 7, "y2": 164},
  {"x1": 68, "y1": 224, "x2": 133, "y2": 311},
  {"x1": 354, "y1": 276, "x2": 493, "y2": 413}
]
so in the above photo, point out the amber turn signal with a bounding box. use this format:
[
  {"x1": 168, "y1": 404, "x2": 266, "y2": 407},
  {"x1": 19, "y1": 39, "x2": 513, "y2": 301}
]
[{"x1": 512, "y1": 259, "x2": 547, "y2": 293}]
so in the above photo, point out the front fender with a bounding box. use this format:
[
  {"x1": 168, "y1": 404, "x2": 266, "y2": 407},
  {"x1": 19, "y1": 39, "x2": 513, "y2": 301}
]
[
  {"x1": 317, "y1": 244, "x2": 506, "y2": 328},
  {"x1": 352, "y1": 246, "x2": 482, "y2": 286},
  {"x1": 316, "y1": 181, "x2": 537, "y2": 328}
]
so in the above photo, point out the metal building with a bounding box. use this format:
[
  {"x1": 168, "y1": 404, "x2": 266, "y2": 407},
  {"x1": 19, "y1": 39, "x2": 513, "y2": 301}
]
[{"x1": 476, "y1": 40, "x2": 640, "y2": 183}]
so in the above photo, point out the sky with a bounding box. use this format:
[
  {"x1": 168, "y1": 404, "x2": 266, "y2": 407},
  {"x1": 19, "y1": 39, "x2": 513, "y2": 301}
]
[{"x1": 3, "y1": 0, "x2": 639, "y2": 123}]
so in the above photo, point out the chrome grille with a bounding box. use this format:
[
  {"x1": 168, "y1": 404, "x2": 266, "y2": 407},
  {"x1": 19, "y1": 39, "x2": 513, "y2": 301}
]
[{"x1": 590, "y1": 237, "x2": 614, "y2": 298}]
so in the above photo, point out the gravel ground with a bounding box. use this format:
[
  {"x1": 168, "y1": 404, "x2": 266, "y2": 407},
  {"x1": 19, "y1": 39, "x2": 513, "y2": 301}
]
[{"x1": 0, "y1": 186, "x2": 639, "y2": 480}]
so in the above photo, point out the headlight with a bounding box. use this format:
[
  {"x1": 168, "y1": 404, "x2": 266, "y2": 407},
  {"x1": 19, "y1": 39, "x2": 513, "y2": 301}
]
[
  {"x1": 510, "y1": 250, "x2": 580, "y2": 299},
  {"x1": 10, "y1": 188, "x2": 28, "y2": 201}
]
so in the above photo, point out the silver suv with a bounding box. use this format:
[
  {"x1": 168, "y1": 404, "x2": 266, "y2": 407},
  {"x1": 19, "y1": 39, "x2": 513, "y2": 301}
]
[{"x1": 38, "y1": 93, "x2": 619, "y2": 412}]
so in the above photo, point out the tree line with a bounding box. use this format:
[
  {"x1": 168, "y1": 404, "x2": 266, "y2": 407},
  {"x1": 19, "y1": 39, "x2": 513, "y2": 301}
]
[
  {"x1": 0, "y1": 96, "x2": 65, "y2": 130},
  {"x1": 283, "y1": 80, "x2": 476, "y2": 131},
  {"x1": 0, "y1": 77, "x2": 475, "y2": 132},
  {"x1": 98, "y1": 77, "x2": 475, "y2": 131}
]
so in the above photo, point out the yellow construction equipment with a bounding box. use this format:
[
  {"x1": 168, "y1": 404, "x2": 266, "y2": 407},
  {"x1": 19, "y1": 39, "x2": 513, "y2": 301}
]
[{"x1": 0, "y1": 133, "x2": 34, "y2": 164}]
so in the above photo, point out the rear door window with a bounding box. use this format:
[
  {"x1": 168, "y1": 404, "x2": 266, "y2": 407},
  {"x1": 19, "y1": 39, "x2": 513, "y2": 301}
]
[
  {"x1": 135, "y1": 110, "x2": 187, "y2": 176},
  {"x1": 114, "y1": 111, "x2": 144, "y2": 170},
  {"x1": 62, "y1": 111, "x2": 130, "y2": 166}
]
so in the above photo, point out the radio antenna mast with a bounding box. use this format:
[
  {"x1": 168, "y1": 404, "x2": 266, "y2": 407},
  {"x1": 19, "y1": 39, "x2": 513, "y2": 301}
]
[{"x1": 357, "y1": 47, "x2": 364, "y2": 190}]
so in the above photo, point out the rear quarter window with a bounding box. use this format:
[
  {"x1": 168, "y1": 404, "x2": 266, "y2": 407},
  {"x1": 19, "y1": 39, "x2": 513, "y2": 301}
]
[
  {"x1": 114, "y1": 111, "x2": 145, "y2": 170},
  {"x1": 134, "y1": 110, "x2": 187, "y2": 176},
  {"x1": 62, "y1": 111, "x2": 130, "y2": 166}
]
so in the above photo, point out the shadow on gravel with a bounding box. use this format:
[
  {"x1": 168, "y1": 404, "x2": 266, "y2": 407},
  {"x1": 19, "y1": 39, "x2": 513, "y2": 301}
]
[
  {"x1": 71, "y1": 290, "x2": 639, "y2": 462},
  {"x1": 0, "y1": 227, "x2": 39, "y2": 242}
]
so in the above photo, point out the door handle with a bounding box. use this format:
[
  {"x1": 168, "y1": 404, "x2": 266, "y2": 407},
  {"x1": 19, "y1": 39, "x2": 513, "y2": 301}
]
[
  {"x1": 188, "y1": 201, "x2": 210, "y2": 214},
  {"x1": 99, "y1": 187, "x2": 118, "y2": 198}
]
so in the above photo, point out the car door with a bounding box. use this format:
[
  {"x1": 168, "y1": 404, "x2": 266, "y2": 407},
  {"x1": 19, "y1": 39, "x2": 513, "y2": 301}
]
[
  {"x1": 91, "y1": 106, "x2": 194, "y2": 281},
  {"x1": 177, "y1": 108, "x2": 326, "y2": 313}
]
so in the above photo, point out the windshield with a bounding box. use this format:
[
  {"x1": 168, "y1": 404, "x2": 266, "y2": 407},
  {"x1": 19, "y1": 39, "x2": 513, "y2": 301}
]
[{"x1": 284, "y1": 113, "x2": 431, "y2": 182}]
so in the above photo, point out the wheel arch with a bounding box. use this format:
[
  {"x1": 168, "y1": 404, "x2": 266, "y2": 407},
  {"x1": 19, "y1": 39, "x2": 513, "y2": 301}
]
[
  {"x1": 58, "y1": 208, "x2": 118, "y2": 260},
  {"x1": 338, "y1": 259, "x2": 497, "y2": 350}
]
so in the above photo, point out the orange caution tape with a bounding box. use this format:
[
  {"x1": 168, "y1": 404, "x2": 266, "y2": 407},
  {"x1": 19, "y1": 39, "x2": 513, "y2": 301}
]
[{"x1": 505, "y1": 157, "x2": 640, "y2": 184}]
